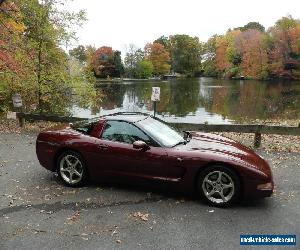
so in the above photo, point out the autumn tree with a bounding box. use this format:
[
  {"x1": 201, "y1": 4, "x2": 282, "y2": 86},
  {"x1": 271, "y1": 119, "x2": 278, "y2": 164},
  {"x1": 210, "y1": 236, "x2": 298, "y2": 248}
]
[
  {"x1": 92, "y1": 46, "x2": 124, "y2": 78},
  {"x1": 154, "y1": 36, "x2": 170, "y2": 51},
  {"x1": 215, "y1": 30, "x2": 242, "y2": 77},
  {"x1": 144, "y1": 43, "x2": 170, "y2": 76},
  {"x1": 235, "y1": 29, "x2": 269, "y2": 78},
  {"x1": 268, "y1": 16, "x2": 300, "y2": 79},
  {"x1": 19, "y1": 0, "x2": 88, "y2": 112},
  {"x1": 92, "y1": 46, "x2": 114, "y2": 78}
]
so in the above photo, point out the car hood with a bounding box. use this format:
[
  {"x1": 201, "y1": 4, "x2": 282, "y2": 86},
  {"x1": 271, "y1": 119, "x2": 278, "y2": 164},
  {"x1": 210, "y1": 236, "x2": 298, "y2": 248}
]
[{"x1": 175, "y1": 132, "x2": 271, "y2": 175}]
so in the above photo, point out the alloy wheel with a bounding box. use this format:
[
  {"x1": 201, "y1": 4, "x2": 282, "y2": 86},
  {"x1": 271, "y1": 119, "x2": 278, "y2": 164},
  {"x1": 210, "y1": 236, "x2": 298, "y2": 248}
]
[
  {"x1": 59, "y1": 154, "x2": 84, "y2": 185},
  {"x1": 202, "y1": 170, "x2": 235, "y2": 204}
]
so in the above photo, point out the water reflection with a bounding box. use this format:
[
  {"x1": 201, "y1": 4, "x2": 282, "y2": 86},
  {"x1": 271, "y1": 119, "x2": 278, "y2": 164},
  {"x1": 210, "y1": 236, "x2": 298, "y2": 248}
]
[{"x1": 72, "y1": 78, "x2": 300, "y2": 124}]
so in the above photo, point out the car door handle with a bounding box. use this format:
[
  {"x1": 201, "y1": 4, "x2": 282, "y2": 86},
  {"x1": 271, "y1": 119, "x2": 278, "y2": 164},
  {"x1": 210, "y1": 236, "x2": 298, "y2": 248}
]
[
  {"x1": 98, "y1": 144, "x2": 109, "y2": 150},
  {"x1": 177, "y1": 157, "x2": 183, "y2": 162}
]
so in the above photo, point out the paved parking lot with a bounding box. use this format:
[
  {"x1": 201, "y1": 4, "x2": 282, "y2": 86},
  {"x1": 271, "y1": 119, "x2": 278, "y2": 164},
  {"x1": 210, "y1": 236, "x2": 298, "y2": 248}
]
[{"x1": 0, "y1": 133, "x2": 299, "y2": 250}]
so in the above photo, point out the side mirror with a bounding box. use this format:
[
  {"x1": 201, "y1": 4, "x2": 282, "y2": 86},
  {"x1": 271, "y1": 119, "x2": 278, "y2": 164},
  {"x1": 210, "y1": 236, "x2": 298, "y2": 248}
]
[{"x1": 133, "y1": 140, "x2": 149, "y2": 150}]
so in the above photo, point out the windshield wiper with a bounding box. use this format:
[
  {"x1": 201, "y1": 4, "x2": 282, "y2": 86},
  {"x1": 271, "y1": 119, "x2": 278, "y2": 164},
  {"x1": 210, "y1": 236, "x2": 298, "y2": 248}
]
[{"x1": 183, "y1": 131, "x2": 192, "y2": 142}]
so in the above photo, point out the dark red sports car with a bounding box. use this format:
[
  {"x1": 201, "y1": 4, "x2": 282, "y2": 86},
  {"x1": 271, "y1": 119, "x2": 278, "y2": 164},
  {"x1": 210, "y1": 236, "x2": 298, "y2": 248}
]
[{"x1": 36, "y1": 112, "x2": 273, "y2": 206}]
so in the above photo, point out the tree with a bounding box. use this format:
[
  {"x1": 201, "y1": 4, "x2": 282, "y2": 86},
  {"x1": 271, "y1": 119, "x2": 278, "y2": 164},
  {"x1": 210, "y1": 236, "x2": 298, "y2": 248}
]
[
  {"x1": 269, "y1": 16, "x2": 300, "y2": 79},
  {"x1": 19, "y1": 0, "x2": 87, "y2": 112},
  {"x1": 92, "y1": 47, "x2": 124, "y2": 78},
  {"x1": 0, "y1": 0, "x2": 98, "y2": 115},
  {"x1": 215, "y1": 30, "x2": 242, "y2": 77},
  {"x1": 144, "y1": 43, "x2": 170, "y2": 76},
  {"x1": 124, "y1": 44, "x2": 144, "y2": 78},
  {"x1": 92, "y1": 46, "x2": 114, "y2": 78},
  {"x1": 69, "y1": 45, "x2": 87, "y2": 62},
  {"x1": 113, "y1": 50, "x2": 124, "y2": 77},
  {"x1": 238, "y1": 22, "x2": 265, "y2": 32},
  {"x1": 136, "y1": 60, "x2": 153, "y2": 79},
  {"x1": 169, "y1": 34, "x2": 202, "y2": 75},
  {"x1": 202, "y1": 35, "x2": 218, "y2": 76},
  {"x1": 154, "y1": 35, "x2": 170, "y2": 51},
  {"x1": 236, "y1": 30, "x2": 268, "y2": 78}
]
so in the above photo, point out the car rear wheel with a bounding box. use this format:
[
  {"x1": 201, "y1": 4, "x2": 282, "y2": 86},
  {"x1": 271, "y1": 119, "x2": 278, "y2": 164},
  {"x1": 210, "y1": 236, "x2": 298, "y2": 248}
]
[
  {"x1": 57, "y1": 151, "x2": 87, "y2": 187},
  {"x1": 197, "y1": 165, "x2": 240, "y2": 207}
]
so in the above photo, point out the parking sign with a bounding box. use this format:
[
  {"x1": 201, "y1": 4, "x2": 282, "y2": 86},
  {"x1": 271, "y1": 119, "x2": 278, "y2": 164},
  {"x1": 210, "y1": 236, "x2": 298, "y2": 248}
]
[{"x1": 151, "y1": 87, "x2": 160, "y2": 101}]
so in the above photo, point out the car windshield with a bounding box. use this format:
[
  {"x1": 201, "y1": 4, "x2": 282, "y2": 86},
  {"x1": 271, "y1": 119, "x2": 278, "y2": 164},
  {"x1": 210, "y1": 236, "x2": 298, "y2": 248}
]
[{"x1": 137, "y1": 117, "x2": 184, "y2": 147}]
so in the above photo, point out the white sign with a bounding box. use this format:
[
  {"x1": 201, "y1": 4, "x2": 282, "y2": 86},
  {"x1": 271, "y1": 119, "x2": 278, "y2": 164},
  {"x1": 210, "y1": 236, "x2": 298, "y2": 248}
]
[
  {"x1": 7, "y1": 111, "x2": 17, "y2": 120},
  {"x1": 12, "y1": 94, "x2": 22, "y2": 108},
  {"x1": 151, "y1": 87, "x2": 160, "y2": 101}
]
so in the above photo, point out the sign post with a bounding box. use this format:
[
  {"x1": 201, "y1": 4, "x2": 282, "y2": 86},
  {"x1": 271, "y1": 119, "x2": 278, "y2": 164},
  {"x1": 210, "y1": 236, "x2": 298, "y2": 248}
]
[
  {"x1": 151, "y1": 87, "x2": 160, "y2": 117},
  {"x1": 12, "y1": 94, "x2": 24, "y2": 126}
]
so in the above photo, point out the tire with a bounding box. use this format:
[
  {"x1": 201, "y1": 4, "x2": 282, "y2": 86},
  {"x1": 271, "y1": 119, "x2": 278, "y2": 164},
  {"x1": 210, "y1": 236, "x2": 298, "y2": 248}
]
[
  {"x1": 197, "y1": 165, "x2": 241, "y2": 207},
  {"x1": 57, "y1": 150, "x2": 88, "y2": 187}
]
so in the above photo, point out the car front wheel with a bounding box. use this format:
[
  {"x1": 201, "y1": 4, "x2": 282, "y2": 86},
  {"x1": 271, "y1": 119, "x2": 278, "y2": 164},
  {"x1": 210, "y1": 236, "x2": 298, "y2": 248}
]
[
  {"x1": 57, "y1": 151, "x2": 87, "y2": 187},
  {"x1": 198, "y1": 165, "x2": 240, "y2": 207}
]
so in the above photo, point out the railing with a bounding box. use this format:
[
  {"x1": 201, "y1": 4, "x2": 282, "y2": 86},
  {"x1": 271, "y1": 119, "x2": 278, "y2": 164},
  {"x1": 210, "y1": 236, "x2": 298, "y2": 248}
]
[{"x1": 16, "y1": 113, "x2": 300, "y2": 148}]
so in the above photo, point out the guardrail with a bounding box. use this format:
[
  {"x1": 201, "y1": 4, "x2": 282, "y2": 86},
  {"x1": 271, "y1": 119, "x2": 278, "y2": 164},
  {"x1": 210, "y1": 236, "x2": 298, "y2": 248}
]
[{"x1": 16, "y1": 113, "x2": 300, "y2": 148}]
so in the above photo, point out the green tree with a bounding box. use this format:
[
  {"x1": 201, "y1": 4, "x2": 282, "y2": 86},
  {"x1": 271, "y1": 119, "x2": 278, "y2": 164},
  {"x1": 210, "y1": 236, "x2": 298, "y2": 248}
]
[
  {"x1": 154, "y1": 35, "x2": 170, "y2": 51},
  {"x1": 238, "y1": 22, "x2": 265, "y2": 32},
  {"x1": 136, "y1": 60, "x2": 153, "y2": 79},
  {"x1": 202, "y1": 35, "x2": 218, "y2": 76},
  {"x1": 169, "y1": 34, "x2": 202, "y2": 75},
  {"x1": 124, "y1": 44, "x2": 144, "y2": 78},
  {"x1": 69, "y1": 45, "x2": 87, "y2": 63},
  {"x1": 19, "y1": 0, "x2": 87, "y2": 112},
  {"x1": 113, "y1": 50, "x2": 124, "y2": 77}
]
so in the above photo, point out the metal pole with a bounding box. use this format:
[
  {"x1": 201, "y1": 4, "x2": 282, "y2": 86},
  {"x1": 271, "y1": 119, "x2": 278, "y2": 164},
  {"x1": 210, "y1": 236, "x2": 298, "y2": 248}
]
[{"x1": 153, "y1": 101, "x2": 157, "y2": 117}]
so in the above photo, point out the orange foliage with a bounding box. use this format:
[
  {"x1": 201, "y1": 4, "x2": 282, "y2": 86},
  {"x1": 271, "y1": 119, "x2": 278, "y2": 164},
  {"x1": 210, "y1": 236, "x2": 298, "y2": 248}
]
[
  {"x1": 236, "y1": 30, "x2": 268, "y2": 78},
  {"x1": 144, "y1": 43, "x2": 170, "y2": 75},
  {"x1": 92, "y1": 46, "x2": 114, "y2": 77},
  {"x1": 215, "y1": 37, "x2": 230, "y2": 72}
]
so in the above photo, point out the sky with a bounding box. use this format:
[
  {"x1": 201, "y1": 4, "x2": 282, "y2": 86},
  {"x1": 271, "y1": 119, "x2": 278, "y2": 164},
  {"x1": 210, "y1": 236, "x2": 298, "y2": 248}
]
[{"x1": 63, "y1": 0, "x2": 300, "y2": 54}]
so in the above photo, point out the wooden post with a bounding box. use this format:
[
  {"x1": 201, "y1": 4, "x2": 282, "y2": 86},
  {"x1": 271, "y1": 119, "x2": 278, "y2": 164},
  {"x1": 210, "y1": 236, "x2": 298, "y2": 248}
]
[
  {"x1": 254, "y1": 133, "x2": 261, "y2": 148},
  {"x1": 17, "y1": 113, "x2": 25, "y2": 127}
]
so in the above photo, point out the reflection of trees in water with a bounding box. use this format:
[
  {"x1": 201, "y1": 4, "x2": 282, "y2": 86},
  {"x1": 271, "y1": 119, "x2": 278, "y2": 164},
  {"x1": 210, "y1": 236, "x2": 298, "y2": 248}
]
[
  {"x1": 205, "y1": 80, "x2": 300, "y2": 121},
  {"x1": 91, "y1": 79, "x2": 299, "y2": 121},
  {"x1": 94, "y1": 84, "x2": 126, "y2": 111},
  {"x1": 163, "y1": 79, "x2": 200, "y2": 116}
]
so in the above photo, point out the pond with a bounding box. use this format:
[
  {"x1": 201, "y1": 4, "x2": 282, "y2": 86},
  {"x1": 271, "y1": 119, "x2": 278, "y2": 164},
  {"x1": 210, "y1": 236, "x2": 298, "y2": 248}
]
[{"x1": 72, "y1": 77, "x2": 300, "y2": 124}]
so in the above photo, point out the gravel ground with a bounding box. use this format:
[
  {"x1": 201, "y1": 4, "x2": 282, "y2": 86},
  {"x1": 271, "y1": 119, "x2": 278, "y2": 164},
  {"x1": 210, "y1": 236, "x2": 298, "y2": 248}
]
[{"x1": 0, "y1": 132, "x2": 299, "y2": 250}]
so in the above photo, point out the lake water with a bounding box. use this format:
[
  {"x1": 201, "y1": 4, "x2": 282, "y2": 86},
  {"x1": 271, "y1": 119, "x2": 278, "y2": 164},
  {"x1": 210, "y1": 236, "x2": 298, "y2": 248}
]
[{"x1": 72, "y1": 77, "x2": 300, "y2": 124}]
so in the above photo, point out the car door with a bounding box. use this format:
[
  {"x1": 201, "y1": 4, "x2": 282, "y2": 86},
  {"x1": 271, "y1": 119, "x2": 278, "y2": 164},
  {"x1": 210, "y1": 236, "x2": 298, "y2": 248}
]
[{"x1": 95, "y1": 120, "x2": 170, "y2": 181}]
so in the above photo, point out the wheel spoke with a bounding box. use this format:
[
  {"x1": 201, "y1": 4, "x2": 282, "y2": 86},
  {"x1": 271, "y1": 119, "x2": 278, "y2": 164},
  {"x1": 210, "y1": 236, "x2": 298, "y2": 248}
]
[
  {"x1": 61, "y1": 168, "x2": 70, "y2": 174},
  {"x1": 217, "y1": 171, "x2": 222, "y2": 182},
  {"x1": 219, "y1": 190, "x2": 227, "y2": 202},
  {"x1": 204, "y1": 176, "x2": 214, "y2": 186},
  {"x1": 65, "y1": 156, "x2": 72, "y2": 167},
  {"x1": 223, "y1": 183, "x2": 233, "y2": 189},
  {"x1": 207, "y1": 189, "x2": 215, "y2": 197},
  {"x1": 72, "y1": 159, "x2": 79, "y2": 168},
  {"x1": 69, "y1": 172, "x2": 73, "y2": 183},
  {"x1": 73, "y1": 169, "x2": 82, "y2": 177}
]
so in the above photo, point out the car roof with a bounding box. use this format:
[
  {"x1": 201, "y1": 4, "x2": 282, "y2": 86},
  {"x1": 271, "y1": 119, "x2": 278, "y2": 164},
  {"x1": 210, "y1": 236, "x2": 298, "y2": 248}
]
[{"x1": 102, "y1": 112, "x2": 150, "y2": 123}]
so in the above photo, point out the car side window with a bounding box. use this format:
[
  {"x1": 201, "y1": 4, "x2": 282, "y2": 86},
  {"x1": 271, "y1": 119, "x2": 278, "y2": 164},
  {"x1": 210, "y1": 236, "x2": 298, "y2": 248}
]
[{"x1": 101, "y1": 121, "x2": 153, "y2": 145}]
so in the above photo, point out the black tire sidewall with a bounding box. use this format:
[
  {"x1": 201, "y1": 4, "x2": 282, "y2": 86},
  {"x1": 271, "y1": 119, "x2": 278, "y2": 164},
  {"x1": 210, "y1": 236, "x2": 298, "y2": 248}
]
[
  {"x1": 197, "y1": 165, "x2": 241, "y2": 207},
  {"x1": 57, "y1": 150, "x2": 88, "y2": 187}
]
